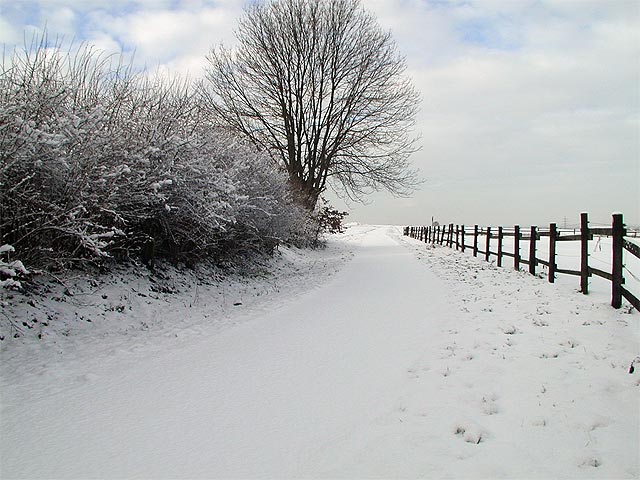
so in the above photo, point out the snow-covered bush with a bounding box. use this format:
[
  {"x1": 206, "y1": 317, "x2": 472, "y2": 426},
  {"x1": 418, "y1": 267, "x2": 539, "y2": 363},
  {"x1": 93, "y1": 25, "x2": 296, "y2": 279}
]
[
  {"x1": 0, "y1": 35, "x2": 314, "y2": 272},
  {"x1": 0, "y1": 244, "x2": 28, "y2": 289}
]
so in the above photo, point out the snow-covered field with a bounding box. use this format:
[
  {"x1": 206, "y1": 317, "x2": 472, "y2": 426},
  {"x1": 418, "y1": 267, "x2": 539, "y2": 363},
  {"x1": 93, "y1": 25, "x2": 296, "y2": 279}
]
[{"x1": 1, "y1": 225, "x2": 638, "y2": 479}]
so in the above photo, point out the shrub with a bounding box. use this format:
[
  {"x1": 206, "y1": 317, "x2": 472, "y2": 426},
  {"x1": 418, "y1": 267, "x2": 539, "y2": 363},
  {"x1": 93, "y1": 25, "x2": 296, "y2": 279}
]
[{"x1": 0, "y1": 35, "x2": 314, "y2": 272}]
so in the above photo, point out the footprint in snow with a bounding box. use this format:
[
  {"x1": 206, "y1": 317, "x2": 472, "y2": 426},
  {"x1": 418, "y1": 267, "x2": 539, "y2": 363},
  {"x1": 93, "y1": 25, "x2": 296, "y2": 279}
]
[
  {"x1": 579, "y1": 456, "x2": 602, "y2": 468},
  {"x1": 531, "y1": 418, "x2": 547, "y2": 427},
  {"x1": 454, "y1": 421, "x2": 487, "y2": 444},
  {"x1": 502, "y1": 325, "x2": 518, "y2": 335},
  {"x1": 539, "y1": 352, "x2": 560, "y2": 359},
  {"x1": 441, "y1": 366, "x2": 453, "y2": 377},
  {"x1": 481, "y1": 395, "x2": 499, "y2": 415}
]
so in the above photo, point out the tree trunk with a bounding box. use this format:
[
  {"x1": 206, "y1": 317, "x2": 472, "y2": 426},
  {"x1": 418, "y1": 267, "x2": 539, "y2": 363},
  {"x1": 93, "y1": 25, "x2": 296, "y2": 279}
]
[{"x1": 288, "y1": 174, "x2": 320, "y2": 210}]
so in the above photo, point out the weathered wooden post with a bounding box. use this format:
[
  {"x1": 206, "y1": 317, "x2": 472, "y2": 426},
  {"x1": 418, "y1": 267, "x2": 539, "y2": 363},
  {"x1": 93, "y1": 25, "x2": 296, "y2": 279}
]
[
  {"x1": 612, "y1": 213, "x2": 625, "y2": 308},
  {"x1": 529, "y1": 226, "x2": 537, "y2": 276},
  {"x1": 455, "y1": 225, "x2": 459, "y2": 250},
  {"x1": 461, "y1": 225, "x2": 466, "y2": 252},
  {"x1": 449, "y1": 223, "x2": 454, "y2": 248},
  {"x1": 440, "y1": 224, "x2": 446, "y2": 245},
  {"x1": 485, "y1": 227, "x2": 491, "y2": 262},
  {"x1": 497, "y1": 226, "x2": 503, "y2": 267},
  {"x1": 473, "y1": 225, "x2": 479, "y2": 257},
  {"x1": 549, "y1": 223, "x2": 557, "y2": 283},
  {"x1": 580, "y1": 212, "x2": 589, "y2": 294},
  {"x1": 514, "y1": 225, "x2": 520, "y2": 271}
]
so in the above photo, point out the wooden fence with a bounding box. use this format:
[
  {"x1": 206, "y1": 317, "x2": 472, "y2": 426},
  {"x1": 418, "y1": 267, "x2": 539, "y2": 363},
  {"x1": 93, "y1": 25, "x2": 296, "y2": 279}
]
[{"x1": 404, "y1": 212, "x2": 640, "y2": 311}]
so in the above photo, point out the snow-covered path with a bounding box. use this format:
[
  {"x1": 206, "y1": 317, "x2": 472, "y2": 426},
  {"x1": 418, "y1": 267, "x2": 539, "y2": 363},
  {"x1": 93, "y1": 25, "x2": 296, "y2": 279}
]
[{"x1": 1, "y1": 225, "x2": 638, "y2": 478}]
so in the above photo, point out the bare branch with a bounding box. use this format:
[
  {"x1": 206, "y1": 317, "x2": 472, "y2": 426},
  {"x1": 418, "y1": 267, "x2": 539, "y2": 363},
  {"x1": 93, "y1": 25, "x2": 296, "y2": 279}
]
[{"x1": 202, "y1": 0, "x2": 421, "y2": 209}]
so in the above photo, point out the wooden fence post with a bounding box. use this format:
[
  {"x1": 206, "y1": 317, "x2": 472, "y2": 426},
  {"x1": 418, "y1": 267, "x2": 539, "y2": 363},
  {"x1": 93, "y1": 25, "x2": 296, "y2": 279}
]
[
  {"x1": 473, "y1": 225, "x2": 478, "y2": 257},
  {"x1": 440, "y1": 224, "x2": 446, "y2": 245},
  {"x1": 455, "y1": 225, "x2": 460, "y2": 250},
  {"x1": 449, "y1": 223, "x2": 454, "y2": 248},
  {"x1": 580, "y1": 212, "x2": 589, "y2": 294},
  {"x1": 612, "y1": 213, "x2": 625, "y2": 308},
  {"x1": 461, "y1": 225, "x2": 466, "y2": 252},
  {"x1": 529, "y1": 226, "x2": 537, "y2": 275},
  {"x1": 514, "y1": 225, "x2": 520, "y2": 271},
  {"x1": 549, "y1": 223, "x2": 557, "y2": 283},
  {"x1": 485, "y1": 227, "x2": 491, "y2": 262},
  {"x1": 497, "y1": 226, "x2": 503, "y2": 267}
]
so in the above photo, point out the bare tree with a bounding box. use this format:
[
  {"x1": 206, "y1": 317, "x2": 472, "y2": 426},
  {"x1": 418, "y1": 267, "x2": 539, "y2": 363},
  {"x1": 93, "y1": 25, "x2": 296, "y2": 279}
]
[{"x1": 202, "y1": 0, "x2": 421, "y2": 210}]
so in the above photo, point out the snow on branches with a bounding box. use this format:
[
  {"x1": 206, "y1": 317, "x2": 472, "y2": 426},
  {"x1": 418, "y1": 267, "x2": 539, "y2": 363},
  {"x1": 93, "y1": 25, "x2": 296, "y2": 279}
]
[
  {"x1": 0, "y1": 245, "x2": 28, "y2": 289},
  {"x1": 0, "y1": 35, "x2": 315, "y2": 273}
]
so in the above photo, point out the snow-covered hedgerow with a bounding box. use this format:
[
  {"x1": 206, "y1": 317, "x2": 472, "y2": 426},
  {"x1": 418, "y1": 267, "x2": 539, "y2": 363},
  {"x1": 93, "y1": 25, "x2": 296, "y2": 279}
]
[
  {"x1": 0, "y1": 36, "x2": 313, "y2": 272},
  {"x1": 0, "y1": 244, "x2": 28, "y2": 289}
]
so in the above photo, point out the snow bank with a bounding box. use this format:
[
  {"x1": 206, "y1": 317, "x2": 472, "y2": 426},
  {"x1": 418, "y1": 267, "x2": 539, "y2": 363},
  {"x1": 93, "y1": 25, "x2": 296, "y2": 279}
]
[{"x1": 1, "y1": 226, "x2": 638, "y2": 479}]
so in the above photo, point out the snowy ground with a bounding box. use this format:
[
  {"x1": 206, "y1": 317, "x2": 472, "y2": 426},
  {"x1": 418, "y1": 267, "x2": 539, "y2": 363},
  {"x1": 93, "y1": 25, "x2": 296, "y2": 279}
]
[{"x1": 1, "y1": 225, "x2": 638, "y2": 479}]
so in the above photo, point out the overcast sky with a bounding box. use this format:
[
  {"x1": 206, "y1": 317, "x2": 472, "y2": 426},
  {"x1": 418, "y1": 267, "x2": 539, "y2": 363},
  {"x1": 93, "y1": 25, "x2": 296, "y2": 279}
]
[{"x1": 1, "y1": 0, "x2": 638, "y2": 227}]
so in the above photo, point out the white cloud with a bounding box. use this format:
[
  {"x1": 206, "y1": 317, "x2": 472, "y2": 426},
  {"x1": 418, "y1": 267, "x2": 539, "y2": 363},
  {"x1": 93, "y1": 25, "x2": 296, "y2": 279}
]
[
  {"x1": 0, "y1": 15, "x2": 21, "y2": 44},
  {"x1": 85, "y1": 3, "x2": 244, "y2": 76},
  {"x1": 334, "y1": 0, "x2": 640, "y2": 226}
]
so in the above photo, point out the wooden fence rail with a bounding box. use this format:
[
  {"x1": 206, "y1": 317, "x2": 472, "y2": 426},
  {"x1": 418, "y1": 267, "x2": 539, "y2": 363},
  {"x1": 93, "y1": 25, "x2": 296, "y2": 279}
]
[{"x1": 404, "y1": 212, "x2": 640, "y2": 311}]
